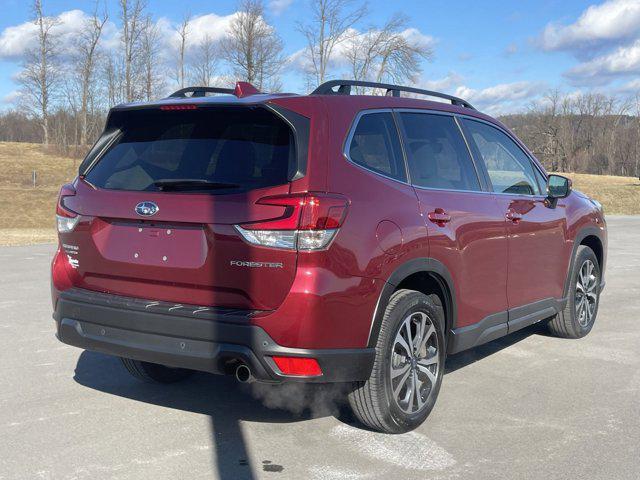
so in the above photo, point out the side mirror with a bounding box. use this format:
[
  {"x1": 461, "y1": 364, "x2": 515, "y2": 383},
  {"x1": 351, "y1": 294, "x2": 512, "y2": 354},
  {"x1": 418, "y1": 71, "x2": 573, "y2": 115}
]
[{"x1": 546, "y1": 174, "x2": 571, "y2": 199}]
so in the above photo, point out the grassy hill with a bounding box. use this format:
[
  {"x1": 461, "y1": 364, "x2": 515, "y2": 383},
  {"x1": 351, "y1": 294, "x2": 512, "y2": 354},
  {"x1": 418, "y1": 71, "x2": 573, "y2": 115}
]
[
  {"x1": 0, "y1": 142, "x2": 78, "y2": 245},
  {"x1": 0, "y1": 141, "x2": 638, "y2": 245}
]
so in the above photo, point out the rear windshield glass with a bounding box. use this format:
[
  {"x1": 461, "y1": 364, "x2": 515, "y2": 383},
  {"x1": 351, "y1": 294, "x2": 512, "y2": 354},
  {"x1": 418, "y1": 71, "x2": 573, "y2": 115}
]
[{"x1": 84, "y1": 107, "x2": 295, "y2": 193}]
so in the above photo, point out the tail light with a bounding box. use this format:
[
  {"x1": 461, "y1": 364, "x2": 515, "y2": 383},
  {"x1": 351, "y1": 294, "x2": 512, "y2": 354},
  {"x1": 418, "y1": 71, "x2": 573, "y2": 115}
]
[
  {"x1": 235, "y1": 193, "x2": 349, "y2": 251},
  {"x1": 56, "y1": 183, "x2": 79, "y2": 233}
]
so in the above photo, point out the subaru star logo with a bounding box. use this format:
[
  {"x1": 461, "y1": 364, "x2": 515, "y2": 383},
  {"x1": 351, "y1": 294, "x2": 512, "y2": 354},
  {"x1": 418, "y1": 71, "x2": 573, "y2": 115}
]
[{"x1": 135, "y1": 201, "x2": 159, "y2": 217}]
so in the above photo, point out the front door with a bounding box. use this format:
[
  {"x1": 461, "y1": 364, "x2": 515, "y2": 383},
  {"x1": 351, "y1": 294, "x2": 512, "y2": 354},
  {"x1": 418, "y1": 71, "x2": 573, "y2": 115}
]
[{"x1": 461, "y1": 118, "x2": 569, "y2": 326}]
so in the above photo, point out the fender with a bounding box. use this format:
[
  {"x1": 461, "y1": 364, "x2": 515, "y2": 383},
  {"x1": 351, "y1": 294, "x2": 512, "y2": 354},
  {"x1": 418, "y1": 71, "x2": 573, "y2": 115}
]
[
  {"x1": 563, "y1": 225, "x2": 606, "y2": 298},
  {"x1": 366, "y1": 258, "x2": 457, "y2": 348}
]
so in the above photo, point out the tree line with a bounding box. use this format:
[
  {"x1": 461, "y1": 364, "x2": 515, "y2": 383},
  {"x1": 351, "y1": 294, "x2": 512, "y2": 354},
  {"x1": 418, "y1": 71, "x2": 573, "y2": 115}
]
[
  {"x1": 0, "y1": 0, "x2": 638, "y2": 178},
  {"x1": 502, "y1": 91, "x2": 640, "y2": 177}
]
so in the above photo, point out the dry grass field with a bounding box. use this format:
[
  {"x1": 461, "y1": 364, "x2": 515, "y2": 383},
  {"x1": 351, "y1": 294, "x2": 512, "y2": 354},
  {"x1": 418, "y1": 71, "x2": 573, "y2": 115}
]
[
  {"x1": 561, "y1": 172, "x2": 640, "y2": 215},
  {"x1": 0, "y1": 141, "x2": 638, "y2": 245},
  {"x1": 0, "y1": 142, "x2": 78, "y2": 245}
]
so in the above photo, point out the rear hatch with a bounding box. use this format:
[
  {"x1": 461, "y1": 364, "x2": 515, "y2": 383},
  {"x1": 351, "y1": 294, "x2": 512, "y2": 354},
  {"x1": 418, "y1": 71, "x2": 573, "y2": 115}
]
[{"x1": 59, "y1": 104, "x2": 304, "y2": 310}]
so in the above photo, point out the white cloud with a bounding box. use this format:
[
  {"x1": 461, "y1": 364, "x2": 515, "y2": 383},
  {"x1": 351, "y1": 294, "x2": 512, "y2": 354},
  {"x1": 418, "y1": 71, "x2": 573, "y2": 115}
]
[
  {"x1": 617, "y1": 78, "x2": 640, "y2": 94},
  {"x1": 0, "y1": 8, "x2": 241, "y2": 83},
  {"x1": 540, "y1": 0, "x2": 640, "y2": 52},
  {"x1": 0, "y1": 9, "x2": 237, "y2": 63},
  {"x1": 400, "y1": 28, "x2": 436, "y2": 51},
  {"x1": 455, "y1": 81, "x2": 547, "y2": 114},
  {"x1": 154, "y1": 12, "x2": 237, "y2": 62},
  {"x1": 1, "y1": 89, "x2": 21, "y2": 104},
  {"x1": 0, "y1": 17, "x2": 38, "y2": 58},
  {"x1": 417, "y1": 72, "x2": 464, "y2": 92},
  {"x1": 565, "y1": 38, "x2": 640, "y2": 84},
  {"x1": 269, "y1": 0, "x2": 294, "y2": 15},
  {"x1": 0, "y1": 10, "x2": 119, "y2": 60},
  {"x1": 179, "y1": 13, "x2": 237, "y2": 46}
]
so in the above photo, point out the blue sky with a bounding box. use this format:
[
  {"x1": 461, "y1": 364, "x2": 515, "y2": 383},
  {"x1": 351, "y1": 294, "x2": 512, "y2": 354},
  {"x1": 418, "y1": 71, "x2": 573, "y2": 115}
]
[{"x1": 0, "y1": 0, "x2": 639, "y2": 114}]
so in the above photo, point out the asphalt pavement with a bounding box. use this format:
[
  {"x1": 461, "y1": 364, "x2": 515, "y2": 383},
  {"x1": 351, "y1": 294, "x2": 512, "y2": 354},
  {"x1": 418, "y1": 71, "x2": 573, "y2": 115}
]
[{"x1": 1, "y1": 216, "x2": 639, "y2": 480}]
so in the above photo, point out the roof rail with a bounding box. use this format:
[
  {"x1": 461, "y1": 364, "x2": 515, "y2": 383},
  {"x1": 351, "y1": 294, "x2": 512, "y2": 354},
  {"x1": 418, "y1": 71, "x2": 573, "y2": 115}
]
[
  {"x1": 168, "y1": 86, "x2": 235, "y2": 98},
  {"x1": 311, "y1": 79, "x2": 475, "y2": 110}
]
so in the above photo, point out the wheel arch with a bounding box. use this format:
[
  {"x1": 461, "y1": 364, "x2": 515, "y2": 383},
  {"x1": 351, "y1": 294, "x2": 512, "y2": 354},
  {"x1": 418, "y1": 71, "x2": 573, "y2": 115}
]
[
  {"x1": 564, "y1": 226, "x2": 606, "y2": 298},
  {"x1": 367, "y1": 258, "x2": 457, "y2": 348},
  {"x1": 580, "y1": 234, "x2": 603, "y2": 270}
]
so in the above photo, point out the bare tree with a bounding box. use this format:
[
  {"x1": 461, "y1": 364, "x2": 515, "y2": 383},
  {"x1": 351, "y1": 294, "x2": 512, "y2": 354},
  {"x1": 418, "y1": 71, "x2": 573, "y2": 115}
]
[
  {"x1": 191, "y1": 34, "x2": 219, "y2": 87},
  {"x1": 103, "y1": 54, "x2": 125, "y2": 106},
  {"x1": 221, "y1": 0, "x2": 285, "y2": 89},
  {"x1": 119, "y1": 0, "x2": 147, "y2": 102},
  {"x1": 174, "y1": 13, "x2": 191, "y2": 89},
  {"x1": 141, "y1": 16, "x2": 165, "y2": 100},
  {"x1": 505, "y1": 90, "x2": 639, "y2": 176},
  {"x1": 19, "y1": 0, "x2": 59, "y2": 145},
  {"x1": 73, "y1": 4, "x2": 108, "y2": 146},
  {"x1": 298, "y1": 0, "x2": 367, "y2": 87},
  {"x1": 346, "y1": 14, "x2": 432, "y2": 89}
]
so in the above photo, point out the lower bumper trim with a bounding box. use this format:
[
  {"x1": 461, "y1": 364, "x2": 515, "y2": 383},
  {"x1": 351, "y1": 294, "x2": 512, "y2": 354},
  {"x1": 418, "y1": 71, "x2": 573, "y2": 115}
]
[{"x1": 54, "y1": 289, "x2": 375, "y2": 383}]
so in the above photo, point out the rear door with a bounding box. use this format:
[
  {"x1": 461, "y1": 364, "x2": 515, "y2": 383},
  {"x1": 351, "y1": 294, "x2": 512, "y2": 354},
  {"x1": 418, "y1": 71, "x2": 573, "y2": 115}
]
[
  {"x1": 461, "y1": 118, "x2": 568, "y2": 321},
  {"x1": 397, "y1": 111, "x2": 509, "y2": 340},
  {"x1": 63, "y1": 105, "x2": 303, "y2": 310}
]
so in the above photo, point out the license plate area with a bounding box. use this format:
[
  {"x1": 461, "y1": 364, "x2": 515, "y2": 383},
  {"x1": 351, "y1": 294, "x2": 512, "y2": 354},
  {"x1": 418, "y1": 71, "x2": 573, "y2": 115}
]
[{"x1": 95, "y1": 220, "x2": 208, "y2": 268}]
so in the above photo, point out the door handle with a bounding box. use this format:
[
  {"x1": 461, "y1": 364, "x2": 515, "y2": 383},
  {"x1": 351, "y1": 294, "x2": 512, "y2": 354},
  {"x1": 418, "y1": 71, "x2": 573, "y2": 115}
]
[
  {"x1": 428, "y1": 209, "x2": 451, "y2": 227},
  {"x1": 505, "y1": 210, "x2": 523, "y2": 223}
]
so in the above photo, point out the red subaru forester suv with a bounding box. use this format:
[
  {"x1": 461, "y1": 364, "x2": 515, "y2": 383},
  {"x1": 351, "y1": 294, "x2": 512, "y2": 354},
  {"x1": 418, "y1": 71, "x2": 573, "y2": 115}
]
[{"x1": 52, "y1": 80, "x2": 607, "y2": 433}]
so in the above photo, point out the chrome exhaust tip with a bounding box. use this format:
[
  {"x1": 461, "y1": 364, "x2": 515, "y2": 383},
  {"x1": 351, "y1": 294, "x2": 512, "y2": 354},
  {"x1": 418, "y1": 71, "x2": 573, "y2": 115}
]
[{"x1": 235, "y1": 364, "x2": 254, "y2": 383}]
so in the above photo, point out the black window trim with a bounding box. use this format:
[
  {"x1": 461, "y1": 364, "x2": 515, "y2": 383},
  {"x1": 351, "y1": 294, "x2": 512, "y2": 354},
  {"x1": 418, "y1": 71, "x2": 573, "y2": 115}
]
[{"x1": 343, "y1": 107, "x2": 548, "y2": 197}]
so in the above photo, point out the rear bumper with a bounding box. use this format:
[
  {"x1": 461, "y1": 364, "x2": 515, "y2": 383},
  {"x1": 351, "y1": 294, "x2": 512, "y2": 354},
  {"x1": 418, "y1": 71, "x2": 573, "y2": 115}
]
[{"x1": 54, "y1": 288, "x2": 375, "y2": 383}]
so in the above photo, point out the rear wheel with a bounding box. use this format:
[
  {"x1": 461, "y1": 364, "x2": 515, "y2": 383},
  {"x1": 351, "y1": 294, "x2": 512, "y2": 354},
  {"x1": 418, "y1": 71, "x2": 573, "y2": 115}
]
[
  {"x1": 548, "y1": 245, "x2": 601, "y2": 339},
  {"x1": 120, "y1": 358, "x2": 194, "y2": 383},
  {"x1": 347, "y1": 289, "x2": 446, "y2": 433}
]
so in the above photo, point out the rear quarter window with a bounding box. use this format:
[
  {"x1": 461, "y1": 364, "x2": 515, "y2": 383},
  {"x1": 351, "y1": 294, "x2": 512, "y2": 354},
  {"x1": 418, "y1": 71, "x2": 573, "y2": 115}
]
[{"x1": 347, "y1": 112, "x2": 406, "y2": 182}]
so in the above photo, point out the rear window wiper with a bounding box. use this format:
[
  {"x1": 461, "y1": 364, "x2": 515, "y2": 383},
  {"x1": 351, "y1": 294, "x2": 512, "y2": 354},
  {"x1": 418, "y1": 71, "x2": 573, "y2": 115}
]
[{"x1": 153, "y1": 179, "x2": 242, "y2": 191}]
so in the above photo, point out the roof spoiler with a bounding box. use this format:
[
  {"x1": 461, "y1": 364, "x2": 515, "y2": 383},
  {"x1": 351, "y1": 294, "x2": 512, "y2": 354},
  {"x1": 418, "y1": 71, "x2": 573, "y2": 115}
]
[{"x1": 168, "y1": 82, "x2": 261, "y2": 99}]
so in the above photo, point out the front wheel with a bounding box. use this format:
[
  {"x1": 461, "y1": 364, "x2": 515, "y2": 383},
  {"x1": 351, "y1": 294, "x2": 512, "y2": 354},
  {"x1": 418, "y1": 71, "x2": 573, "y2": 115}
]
[
  {"x1": 347, "y1": 289, "x2": 446, "y2": 433},
  {"x1": 548, "y1": 245, "x2": 601, "y2": 339}
]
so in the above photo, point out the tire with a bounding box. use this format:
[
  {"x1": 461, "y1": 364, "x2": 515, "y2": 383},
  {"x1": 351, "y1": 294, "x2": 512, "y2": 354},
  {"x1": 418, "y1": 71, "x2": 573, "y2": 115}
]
[
  {"x1": 347, "y1": 289, "x2": 446, "y2": 433},
  {"x1": 120, "y1": 358, "x2": 194, "y2": 383},
  {"x1": 548, "y1": 245, "x2": 601, "y2": 339}
]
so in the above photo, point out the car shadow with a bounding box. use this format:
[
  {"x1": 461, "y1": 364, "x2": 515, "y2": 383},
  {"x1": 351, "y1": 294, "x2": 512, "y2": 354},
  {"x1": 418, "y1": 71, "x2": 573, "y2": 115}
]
[
  {"x1": 73, "y1": 350, "x2": 351, "y2": 480},
  {"x1": 73, "y1": 322, "x2": 547, "y2": 479}
]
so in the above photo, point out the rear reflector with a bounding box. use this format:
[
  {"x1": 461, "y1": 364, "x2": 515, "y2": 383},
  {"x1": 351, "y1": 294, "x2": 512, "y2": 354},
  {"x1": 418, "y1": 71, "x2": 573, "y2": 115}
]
[
  {"x1": 271, "y1": 356, "x2": 322, "y2": 376},
  {"x1": 236, "y1": 193, "x2": 349, "y2": 251}
]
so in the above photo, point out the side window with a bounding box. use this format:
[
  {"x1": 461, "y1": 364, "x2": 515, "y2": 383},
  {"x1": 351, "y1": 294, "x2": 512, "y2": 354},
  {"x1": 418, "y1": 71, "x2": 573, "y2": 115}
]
[
  {"x1": 463, "y1": 119, "x2": 541, "y2": 196},
  {"x1": 399, "y1": 113, "x2": 481, "y2": 191},
  {"x1": 348, "y1": 112, "x2": 406, "y2": 182}
]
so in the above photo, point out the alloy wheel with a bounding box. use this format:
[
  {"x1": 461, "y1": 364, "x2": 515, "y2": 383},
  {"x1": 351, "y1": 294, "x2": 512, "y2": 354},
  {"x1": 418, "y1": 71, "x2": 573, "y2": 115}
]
[
  {"x1": 390, "y1": 311, "x2": 439, "y2": 414},
  {"x1": 575, "y1": 259, "x2": 598, "y2": 328}
]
